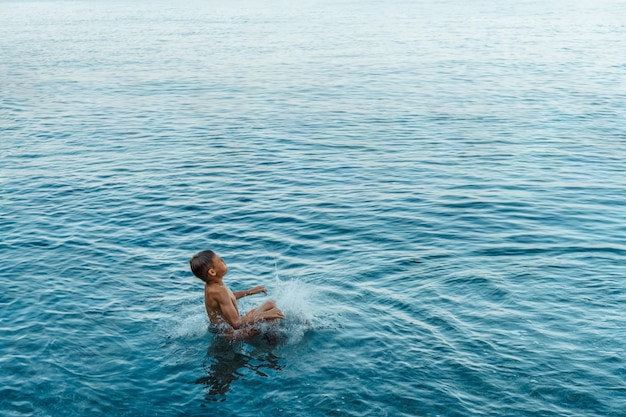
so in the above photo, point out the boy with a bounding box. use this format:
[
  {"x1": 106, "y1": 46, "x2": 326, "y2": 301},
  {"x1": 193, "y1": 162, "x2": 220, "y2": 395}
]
[{"x1": 190, "y1": 250, "x2": 285, "y2": 339}]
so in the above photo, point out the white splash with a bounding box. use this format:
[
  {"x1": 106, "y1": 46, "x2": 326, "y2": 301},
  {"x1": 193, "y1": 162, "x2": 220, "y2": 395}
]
[
  {"x1": 273, "y1": 277, "x2": 314, "y2": 324},
  {"x1": 271, "y1": 277, "x2": 316, "y2": 345},
  {"x1": 168, "y1": 301, "x2": 208, "y2": 339},
  {"x1": 164, "y1": 277, "x2": 318, "y2": 345}
]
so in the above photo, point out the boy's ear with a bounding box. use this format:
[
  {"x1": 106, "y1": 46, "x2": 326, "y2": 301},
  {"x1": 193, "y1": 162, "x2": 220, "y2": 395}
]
[{"x1": 207, "y1": 268, "x2": 216, "y2": 277}]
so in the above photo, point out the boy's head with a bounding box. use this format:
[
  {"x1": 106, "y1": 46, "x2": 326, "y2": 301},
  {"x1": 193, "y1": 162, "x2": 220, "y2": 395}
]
[
  {"x1": 190, "y1": 250, "x2": 216, "y2": 282},
  {"x1": 190, "y1": 250, "x2": 228, "y2": 282}
]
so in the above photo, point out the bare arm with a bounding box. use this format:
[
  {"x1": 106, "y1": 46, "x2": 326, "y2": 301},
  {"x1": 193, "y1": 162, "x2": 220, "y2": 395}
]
[
  {"x1": 216, "y1": 291, "x2": 254, "y2": 329},
  {"x1": 233, "y1": 285, "x2": 267, "y2": 300},
  {"x1": 216, "y1": 290, "x2": 284, "y2": 329}
]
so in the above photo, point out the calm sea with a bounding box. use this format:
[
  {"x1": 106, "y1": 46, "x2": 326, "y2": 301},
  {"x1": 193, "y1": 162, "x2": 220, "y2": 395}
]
[{"x1": 1, "y1": 0, "x2": 625, "y2": 416}]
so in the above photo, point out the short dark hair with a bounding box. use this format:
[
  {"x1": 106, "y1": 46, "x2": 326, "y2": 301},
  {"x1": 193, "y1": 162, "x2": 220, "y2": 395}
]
[{"x1": 189, "y1": 250, "x2": 216, "y2": 282}]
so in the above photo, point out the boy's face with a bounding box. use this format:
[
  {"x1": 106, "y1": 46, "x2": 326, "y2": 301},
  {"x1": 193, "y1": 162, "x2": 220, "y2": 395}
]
[{"x1": 210, "y1": 254, "x2": 228, "y2": 278}]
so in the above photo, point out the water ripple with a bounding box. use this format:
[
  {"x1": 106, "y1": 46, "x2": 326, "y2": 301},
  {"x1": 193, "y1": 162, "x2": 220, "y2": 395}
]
[{"x1": 2, "y1": 0, "x2": 626, "y2": 416}]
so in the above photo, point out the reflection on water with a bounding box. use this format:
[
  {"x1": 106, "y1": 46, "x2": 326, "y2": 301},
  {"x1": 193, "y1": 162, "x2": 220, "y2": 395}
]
[
  {"x1": 2, "y1": 0, "x2": 625, "y2": 415},
  {"x1": 195, "y1": 334, "x2": 284, "y2": 401}
]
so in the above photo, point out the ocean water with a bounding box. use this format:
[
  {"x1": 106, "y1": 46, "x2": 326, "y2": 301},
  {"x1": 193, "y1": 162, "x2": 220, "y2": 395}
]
[{"x1": 1, "y1": 0, "x2": 625, "y2": 415}]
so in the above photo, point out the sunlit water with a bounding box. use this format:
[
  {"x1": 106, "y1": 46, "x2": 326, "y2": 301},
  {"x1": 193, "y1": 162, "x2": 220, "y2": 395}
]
[{"x1": 1, "y1": 0, "x2": 625, "y2": 416}]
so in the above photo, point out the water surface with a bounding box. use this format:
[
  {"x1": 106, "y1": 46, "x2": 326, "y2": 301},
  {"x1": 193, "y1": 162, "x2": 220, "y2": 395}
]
[{"x1": 1, "y1": 0, "x2": 625, "y2": 416}]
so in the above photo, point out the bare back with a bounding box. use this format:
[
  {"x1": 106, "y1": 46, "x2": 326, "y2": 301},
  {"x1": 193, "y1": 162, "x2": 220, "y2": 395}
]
[{"x1": 204, "y1": 283, "x2": 239, "y2": 325}]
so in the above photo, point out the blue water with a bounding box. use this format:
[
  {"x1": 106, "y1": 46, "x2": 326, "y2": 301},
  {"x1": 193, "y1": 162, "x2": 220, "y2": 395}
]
[{"x1": 2, "y1": 0, "x2": 626, "y2": 415}]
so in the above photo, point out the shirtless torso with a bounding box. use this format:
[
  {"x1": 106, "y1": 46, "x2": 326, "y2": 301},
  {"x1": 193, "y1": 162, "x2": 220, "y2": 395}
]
[
  {"x1": 205, "y1": 282, "x2": 283, "y2": 327},
  {"x1": 205, "y1": 283, "x2": 239, "y2": 325},
  {"x1": 190, "y1": 251, "x2": 285, "y2": 340},
  {"x1": 199, "y1": 254, "x2": 285, "y2": 339}
]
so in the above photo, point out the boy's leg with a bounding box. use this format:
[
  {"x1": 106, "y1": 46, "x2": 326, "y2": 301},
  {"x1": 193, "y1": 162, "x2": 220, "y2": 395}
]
[
  {"x1": 253, "y1": 300, "x2": 277, "y2": 316},
  {"x1": 251, "y1": 300, "x2": 285, "y2": 324},
  {"x1": 243, "y1": 300, "x2": 275, "y2": 318}
]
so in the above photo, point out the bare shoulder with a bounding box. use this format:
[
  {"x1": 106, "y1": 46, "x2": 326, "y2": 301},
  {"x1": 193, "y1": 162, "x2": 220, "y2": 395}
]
[{"x1": 204, "y1": 283, "x2": 231, "y2": 303}]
